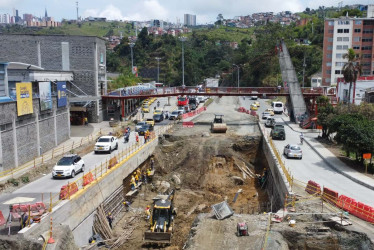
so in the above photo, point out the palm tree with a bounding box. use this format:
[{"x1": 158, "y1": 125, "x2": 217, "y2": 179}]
[{"x1": 342, "y1": 48, "x2": 361, "y2": 104}]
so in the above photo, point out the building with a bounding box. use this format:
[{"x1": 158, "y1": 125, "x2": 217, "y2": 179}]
[
  {"x1": 0, "y1": 62, "x2": 72, "y2": 170},
  {"x1": 322, "y1": 4, "x2": 374, "y2": 86},
  {"x1": 0, "y1": 14, "x2": 11, "y2": 24},
  {"x1": 184, "y1": 14, "x2": 196, "y2": 26},
  {"x1": 336, "y1": 76, "x2": 374, "y2": 104},
  {"x1": 0, "y1": 34, "x2": 107, "y2": 124}
]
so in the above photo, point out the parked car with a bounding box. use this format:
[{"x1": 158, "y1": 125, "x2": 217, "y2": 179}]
[
  {"x1": 52, "y1": 154, "x2": 85, "y2": 178},
  {"x1": 262, "y1": 112, "x2": 271, "y2": 120},
  {"x1": 197, "y1": 96, "x2": 205, "y2": 103},
  {"x1": 283, "y1": 144, "x2": 302, "y2": 159},
  {"x1": 169, "y1": 111, "x2": 180, "y2": 120},
  {"x1": 94, "y1": 136, "x2": 118, "y2": 154},
  {"x1": 153, "y1": 114, "x2": 164, "y2": 122},
  {"x1": 135, "y1": 121, "x2": 146, "y2": 132},
  {"x1": 270, "y1": 126, "x2": 286, "y2": 140},
  {"x1": 265, "y1": 117, "x2": 276, "y2": 127}
]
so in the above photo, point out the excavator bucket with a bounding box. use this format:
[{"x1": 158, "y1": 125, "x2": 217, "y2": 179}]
[
  {"x1": 211, "y1": 123, "x2": 227, "y2": 133},
  {"x1": 144, "y1": 232, "x2": 172, "y2": 244}
]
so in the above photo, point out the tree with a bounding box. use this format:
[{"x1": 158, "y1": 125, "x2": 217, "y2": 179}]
[
  {"x1": 316, "y1": 96, "x2": 334, "y2": 138},
  {"x1": 342, "y1": 48, "x2": 361, "y2": 104}
]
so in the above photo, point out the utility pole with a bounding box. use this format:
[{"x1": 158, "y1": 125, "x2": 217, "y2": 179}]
[
  {"x1": 129, "y1": 42, "x2": 135, "y2": 72},
  {"x1": 76, "y1": 1, "x2": 79, "y2": 21},
  {"x1": 302, "y1": 54, "x2": 306, "y2": 88},
  {"x1": 179, "y1": 36, "x2": 187, "y2": 87},
  {"x1": 155, "y1": 57, "x2": 161, "y2": 82},
  {"x1": 233, "y1": 64, "x2": 240, "y2": 89}
]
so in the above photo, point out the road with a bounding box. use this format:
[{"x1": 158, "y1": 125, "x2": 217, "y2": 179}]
[{"x1": 239, "y1": 97, "x2": 374, "y2": 207}]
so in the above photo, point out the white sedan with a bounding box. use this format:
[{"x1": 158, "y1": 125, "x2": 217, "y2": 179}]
[
  {"x1": 94, "y1": 136, "x2": 118, "y2": 154},
  {"x1": 283, "y1": 144, "x2": 302, "y2": 159}
]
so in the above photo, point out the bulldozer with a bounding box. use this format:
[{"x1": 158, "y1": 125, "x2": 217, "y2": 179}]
[
  {"x1": 211, "y1": 114, "x2": 227, "y2": 133},
  {"x1": 144, "y1": 189, "x2": 176, "y2": 245}
]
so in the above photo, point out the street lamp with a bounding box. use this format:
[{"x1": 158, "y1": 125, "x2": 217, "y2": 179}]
[
  {"x1": 129, "y1": 42, "x2": 135, "y2": 71},
  {"x1": 302, "y1": 53, "x2": 306, "y2": 88},
  {"x1": 179, "y1": 36, "x2": 187, "y2": 88},
  {"x1": 233, "y1": 64, "x2": 240, "y2": 89},
  {"x1": 155, "y1": 57, "x2": 161, "y2": 82}
]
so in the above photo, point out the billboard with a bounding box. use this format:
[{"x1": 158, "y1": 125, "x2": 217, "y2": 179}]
[
  {"x1": 39, "y1": 81, "x2": 52, "y2": 111},
  {"x1": 16, "y1": 82, "x2": 33, "y2": 116},
  {"x1": 57, "y1": 81, "x2": 67, "y2": 107}
]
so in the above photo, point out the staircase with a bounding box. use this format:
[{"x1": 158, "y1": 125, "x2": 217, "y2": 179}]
[{"x1": 278, "y1": 41, "x2": 307, "y2": 122}]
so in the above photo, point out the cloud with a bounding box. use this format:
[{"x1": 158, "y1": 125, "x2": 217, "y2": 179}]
[
  {"x1": 123, "y1": 0, "x2": 169, "y2": 21},
  {"x1": 0, "y1": 0, "x2": 22, "y2": 8},
  {"x1": 83, "y1": 4, "x2": 125, "y2": 20}
]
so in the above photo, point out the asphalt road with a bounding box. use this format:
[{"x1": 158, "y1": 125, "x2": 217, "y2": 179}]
[{"x1": 239, "y1": 97, "x2": 374, "y2": 207}]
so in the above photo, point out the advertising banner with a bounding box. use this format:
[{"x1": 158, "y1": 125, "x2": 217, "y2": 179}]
[
  {"x1": 16, "y1": 82, "x2": 33, "y2": 116},
  {"x1": 39, "y1": 81, "x2": 52, "y2": 111},
  {"x1": 57, "y1": 81, "x2": 67, "y2": 107}
]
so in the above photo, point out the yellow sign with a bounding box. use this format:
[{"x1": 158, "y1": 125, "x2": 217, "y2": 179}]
[{"x1": 16, "y1": 82, "x2": 33, "y2": 116}]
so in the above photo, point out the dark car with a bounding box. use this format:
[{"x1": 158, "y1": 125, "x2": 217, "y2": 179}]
[
  {"x1": 190, "y1": 103, "x2": 197, "y2": 110},
  {"x1": 153, "y1": 114, "x2": 164, "y2": 122},
  {"x1": 138, "y1": 125, "x2": 149, "y2": 136},
  {"x1": 270, "y1": 126, "x2": 286, "y2": 140}
]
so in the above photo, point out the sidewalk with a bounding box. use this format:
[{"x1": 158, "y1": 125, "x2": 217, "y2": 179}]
[{"x1": 281, "y1": 116, "x2": 374, "y2": 191}]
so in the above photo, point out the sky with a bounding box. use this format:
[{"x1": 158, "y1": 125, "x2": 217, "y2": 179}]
[{"x1": 0, "y1": 0, "x2": 371, "y2": 24}]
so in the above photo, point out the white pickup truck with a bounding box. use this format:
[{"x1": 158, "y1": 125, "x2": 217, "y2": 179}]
[{"x1": 94, "y1": 136, "x2": 118, "y2": 154}]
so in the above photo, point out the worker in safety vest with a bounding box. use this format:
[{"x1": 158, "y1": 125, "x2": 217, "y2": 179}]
[
  {"x1": 145, "y1": 130, "x2": 150, "y2": 140},
  {"x1": 134, "y1": 172, "x2": 139, "y2": 185},
  {"x1": 136, "y1": 169, "x2": 141, "y2": 181},
  {"x1": 145, "y1": 205, "x2": 151, "y2": 220},
  {"x1": 131, "y1": 175, "x2": 136, "y2": 190},
  {"x1": 147, "y1": 168, "x2": 151, "y2": 177}
]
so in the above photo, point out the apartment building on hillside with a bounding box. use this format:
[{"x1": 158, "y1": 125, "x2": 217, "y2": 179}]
[{"x1": 322, "y1": 4, "x2": 374, "y2": 86}]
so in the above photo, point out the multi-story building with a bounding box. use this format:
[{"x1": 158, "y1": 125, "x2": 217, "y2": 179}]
[
  {"x1": 322, "y1": 4, "x2": 374, "y2": 86},
  {"x1": 184, "y1": 14, "x2": 196, "y2": 26},
  {"x1": 0, "y1": 13, "x2": 11, "y2": 24}
]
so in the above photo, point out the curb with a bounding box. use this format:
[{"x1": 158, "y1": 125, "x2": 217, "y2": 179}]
[{"x1": 281, "y1": 118, "x2": 374, "y2": 191}]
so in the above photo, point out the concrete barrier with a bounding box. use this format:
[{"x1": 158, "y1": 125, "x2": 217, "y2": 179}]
[{"x1": 19, "y1": 137, "x2": 159, "y2": 247}]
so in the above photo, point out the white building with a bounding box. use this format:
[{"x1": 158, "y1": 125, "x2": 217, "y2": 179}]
[
  {"x1": 336, "y1": 76, "x2": 374, "y2": 104},
  {"x1": 184, "y1": 14, "x2": 196, "y2": 26},
  {"x1": 0, "y1": 13, "x2": 11, "y2": 24}
]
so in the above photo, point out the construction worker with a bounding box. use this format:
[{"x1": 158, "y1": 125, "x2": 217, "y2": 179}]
[
  {"x1": 150, "y1": 158, "x2": 154, "y2": 170},
  {"x1": 144, "y1": 133, "x2": 148, "y2": 144},
  {"x1": 145, "y1": 130, "x2": 150, "y2": 141},
  {"x1": 142, "y1": 170, "x2": 147, "y2": 184},
  {"x1": 134, "y1": 172, "x2": 139, "y2": 185},
  {"x1": 130, "y1": 175, "x2": 136, "y2": 190},
  {"x1": 135, "y1": 132, "x2": 139, "y2": 143},
  {"x1": 145, "y1": 205, "x2": 151, "y2": 220},
  {"x1": 107, "y1": 212, "x2": 113, "y2": 229},
  {"x1": 147, "y1": 168, "x2": 151, "y2": 177}
]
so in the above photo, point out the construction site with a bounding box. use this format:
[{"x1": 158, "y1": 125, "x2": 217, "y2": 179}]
[{"x1": 90, "y1": 97, "x2": 374, "y2": 250}]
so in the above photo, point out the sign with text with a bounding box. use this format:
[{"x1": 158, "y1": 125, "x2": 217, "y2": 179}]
[
  {"x1": 363, "y1": 153, "x2": 372, "y2": 159},
  {"x1": 16, "y1": 82, "x2": 33, "y2": 116},
  {"x1": 39, "y1": 81, "x2": 52, "y2": 111},
  {"x1": 57, "y1": 81, "x2": 67, "y2": 107}
]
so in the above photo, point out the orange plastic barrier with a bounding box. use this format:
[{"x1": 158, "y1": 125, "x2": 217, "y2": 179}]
[
  {"x1": 336, "y1": 195, "x2": 357, "y2": 213},
  {"x1": 83, "y1": 172, "x2": 94, "y2": 186},
  {"x1": 59, "y1": 182, "x2": 79, "y2": 200},
  {"x1": 351, "y1": 202, "x2": 374, "y2": 223},
  {"x1": 0, "y1": 211, "x2": 6, "y2": 226},
  {"x1": 182, "y1": 122, "x2": 194, "y2": 128},
  {"x1": 108, "y1": 157, "x2": 118, "y2": 169},
  {"x1": 305, "y1": 180, "x2": 321, "y2": 195},
  {"x1": 322, "y1": 187, "x2": 338, "y2": 205}
]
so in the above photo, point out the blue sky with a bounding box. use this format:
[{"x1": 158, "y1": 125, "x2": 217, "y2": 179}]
[{"x1": 0, "y1": 0, "x2": 371, "y2": 23}]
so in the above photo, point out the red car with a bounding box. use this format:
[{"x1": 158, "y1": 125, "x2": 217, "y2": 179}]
[{"x1": 177, "y1": 96, "x2": 188, "y2": 106}]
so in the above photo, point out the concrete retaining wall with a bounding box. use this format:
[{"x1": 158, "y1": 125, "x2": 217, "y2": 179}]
[
  {"x1": 258, "y1": 123, "x2": 293, "y2": 209},
  {"x1": 19, "y1": 138, "x2": 158, "y2": 247}
]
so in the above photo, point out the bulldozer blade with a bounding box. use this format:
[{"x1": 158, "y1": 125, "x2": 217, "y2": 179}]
[{"x1": 144, "y1": 232, "x2": 172, "y2": 244}]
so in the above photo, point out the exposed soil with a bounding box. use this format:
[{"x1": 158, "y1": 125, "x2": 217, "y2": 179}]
[{"x1": 113, "y1": 128, "x2": 268, "y2": 249}]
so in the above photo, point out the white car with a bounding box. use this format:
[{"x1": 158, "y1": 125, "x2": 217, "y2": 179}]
[
  {"x1": 94, "y1": 136, "x2": 118, "y2": 154},
  {"x1": 250, "y1": 91, "x2": 259, "y2": 100},
  {"x1": 283, "y1": 144, "x2": 302, "y2": 159},
  {"x1": 52, "y1": 154, "x2": 85, "y2": 178},
  {"x1": 262, "y1": 112, "x2": 271, "y2": 120}
]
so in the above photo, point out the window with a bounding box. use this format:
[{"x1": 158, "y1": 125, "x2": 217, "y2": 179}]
[
  {"x1": 363, "y1": 29, "x2": 373, "y2": 33},
  {"x1": 354, "y1": 28, "x2": 361, "y2": 33},
  {"x1": 361, "y1": 62, "x2": 371, "y2": 67},
  {"x1": 362, "y1": 37, "x2": 373, "y2": 42},
  {"x1": 326, "y1": 62, "x2": 332, "y2": 66},
  {"x1": 354, "y1": 37, "x2": 361, "y2": 42},
  {"x1": 326, "y1": 70, "x2": 331, "y2": 74},
  {"x1": 343, "y1": 37, "x2": 349, "y2": 41},
  {"x1": 344, "y1": 29, "x2": 349, "y2": 33},
  {"x1": 338, "y1": 20, "x2": 350, "y2": 25},
  {"x1": 328, "y1": 37, "x2": 333, "y2": 42},
  {"x1": 343, "y1": 45, "x2": 348, "y2": 50},
  {"x1": 327, "y1": 45, "x2": 333, "y2": 50},
  {"x1": 327, "y1": 54, "x2": 332, "y2": 58},
  {"x1": 335, "y1": 62, "x2": 345, "y2": 66},
  {"x1": 353, "y1": 46, "x2": 360, "y2": 50},
  {"x1": 325, "y1": 78, "x2": 331, "y2": 83},
  {"x1": 328, "y1": 29, "x2": 334, "y2": 34},
  {"x1": 337, "y1": 37, "x2": 343, "y2": 41},
  {"x1": 336, "y1": 45, "x2": 342, "y2": 50},
  {"x1": 335, "y1": 70, "x2": 341, "y2": 74},
  {"x1": 355, "y1": 20, "x2": 362, "y2": 25},
  {"x1": 363, "y1": 54, "x2": 372, "y2": 58},
  {"x1": 336, "y1": 53, "x2": 342, "y2": 59},
  {"x1": 362, "y1": 46, "x2": 372, "y2": 50},
  {"x1": 337, "y1": 29, "x2": 343, "y2": 33},
  {"x1": 362, "y1": 70, "x2": 371, "y2": 75},
  {"x1": 328, "y1": 21, "x2": 334, "y2": 26}
]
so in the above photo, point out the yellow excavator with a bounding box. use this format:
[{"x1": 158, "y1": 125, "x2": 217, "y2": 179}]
[
  {"x1": 144, "y1": 189, "x2": 176, "y2": 245},
  {"x1": 211, "y1": 114, "x2": 227, "y2": 133}
]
